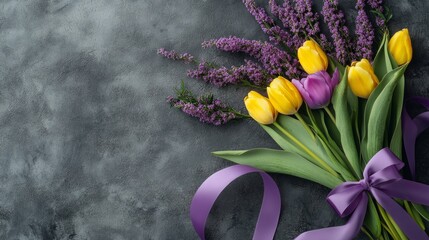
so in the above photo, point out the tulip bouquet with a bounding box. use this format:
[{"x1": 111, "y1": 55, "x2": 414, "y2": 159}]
[{"x1": 160, "y1": 1, "x2": 429, "y2": 239}]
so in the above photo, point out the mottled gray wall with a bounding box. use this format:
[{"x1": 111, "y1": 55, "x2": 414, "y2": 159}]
[{"x1": 0, "y1": 0, "x2": 428, "y2": 239}]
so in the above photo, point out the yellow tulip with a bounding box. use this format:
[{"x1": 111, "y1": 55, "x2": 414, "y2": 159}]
[
  {"x1": 244, "y1": 91, "x2": 277, "y2": 125},
  {"x1": 388, "y1": 28, "x2": 412, "y2": 65},
  {"x1": 298, "y1": 39, "x2": 328, "y2": 74},
  {"x1": 267, "y1": 76, "x2": 303, "y2": 115},
  {"x1": 348, "y1": 59, "x2": 379, "y2": 99}
]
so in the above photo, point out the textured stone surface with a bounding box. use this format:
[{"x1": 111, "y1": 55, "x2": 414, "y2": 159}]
[{"x1": 0, "y1": 0, "x2": 428, "y2": 239}]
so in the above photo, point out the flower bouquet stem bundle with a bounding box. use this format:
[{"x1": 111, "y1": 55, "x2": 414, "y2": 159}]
[
  {"x1": 160, "y1": 1, "x2": 429, "y2": 239},
  {"x1": 214, "y1": 33, "x2": 424, "y2": 239}
]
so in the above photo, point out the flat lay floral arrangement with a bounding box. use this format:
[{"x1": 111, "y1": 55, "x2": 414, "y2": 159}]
[{"x1": 159, "y1": 0, "x2": 429, "y2": 239}]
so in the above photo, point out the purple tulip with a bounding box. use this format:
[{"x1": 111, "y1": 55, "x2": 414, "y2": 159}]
[{"x1": 291, "y1": 69, "x2": 340, "y2": 109}]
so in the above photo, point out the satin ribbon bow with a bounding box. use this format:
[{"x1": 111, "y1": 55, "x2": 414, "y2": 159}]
[{"x1": 296, "y1": 148, "x2": 429, "y2": 240}]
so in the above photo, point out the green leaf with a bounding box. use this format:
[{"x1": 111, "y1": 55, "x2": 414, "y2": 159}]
[
  {"x1": 260, "y1": 123, "x2": 301, "y2": 153},
  {"x1": 389, "y1": 74, "x2": 404, "y2": 158},
  {"x1": 413, "y1": 203, "x2": 429, "y2": 222},
  {"x1": 404, "y1": 201, "x2": 425, "y2": 230},
  {"x1": 364, "y1": 196, "x2": 382, "y2": 238},
  {"x1": 307, "y1": 109, "x2": 356, "y2": 181},
  {"x1": 361, "y1": 32, "x2": 393, "y2": 161},
  {"x1": 371, "y1": 33, "x2": 404, "y2": 159},
  {"x1": 212, "y1": 148, "x2": 343, "y2": 189},
  {"x1": 261, "y1": 116, "x2": 327, "y2": 166},
  {"x1": 270, "y1": 115, "x2": 352, "y2": 179},
  {"x1": 372, "y1": 32, "x2": 393, "y2": 81},
  {"x1": 328, "y1": 57, "x2": 345, "y2": 75},
  {"x1": 332, "y1": 69, "x2": 362, "y2": 178},
  {"x1": 388, "y1": 55, "x2": 403, "y2": 158},
  {"x1": 365, "y1": 65, "x2": 408, "y2": 160}
]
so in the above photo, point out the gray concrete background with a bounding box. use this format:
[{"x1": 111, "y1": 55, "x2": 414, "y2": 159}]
[{"x1": 0, "y1": 0, "x2": 428, "y2": 239}]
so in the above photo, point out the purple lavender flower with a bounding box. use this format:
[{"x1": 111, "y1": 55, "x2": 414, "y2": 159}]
[
  {"x1": 186, "y1": 60, "x2": 271, "y2": 87},
  {"x1": 167, "y1": 88, "x2": 242, "y2": 125},
  {"x1": 203, "y1": 36, "x2": 303, "y2": 79},
  {"x1": 238, "y1": 60, "x2": 271, "y2": 86},
  {"x1": 268, "y1": 0, "x2": 303, "y2": 49},
  {"x1": 295, "y1": 0, "x2": 320, "y2": 36},
  {"x1": 292, "y1": 69, "x2": 340, "y2": 109},
  {"x1": 242, "y1": 0, "x2": 295, "y2": 48},
  {"x1": 157, "y1": 48, "x2": 194, "y2": 64},
  {"x1": 355, "y1": 0, "x2": 375, "y2": 60},
  {"x1": 367, "y1": 0, "x2": 385, "y2": 27},
  {"x1": 187, "y1": 63, "x2": 235, "y2": 87},
  {"x1": 269, "y1": 0, "x2": 332, "y2": 51},
  {"x1": 322, "y1": 0, "x2": 355, "y2": 64}
]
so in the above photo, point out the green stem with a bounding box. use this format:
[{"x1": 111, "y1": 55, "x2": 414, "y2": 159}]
[
  {"x1": 377, "y1": 204, "x2": 405, "y2": 240},
  {"x1": 361, "y1": 227, "x2": 375, "y2": 240},
  {"x1": 233, "y1": 111, "x2": 250, "y2": 119},
  {"x1": 404, "y1": 200, "x2": 425, "y2": 230},
  {"x1": 273, "y1": 122, "x2": 339, "y2": 178},
  {"x1": 240, "y1": 80, "x2": 267, "y2": 90},
  {"x1": 386, "y1": 212, "x2": 407, "y2": 240},
  {"x1": 295, "y1": 112, "x2": 315, "y2": 139},
  {"x1": 381, "y1": 223, "x2": 394, "y2": 239},
  {"x1": 324, "y1": 107, "x2": 336, "y2": 124}
]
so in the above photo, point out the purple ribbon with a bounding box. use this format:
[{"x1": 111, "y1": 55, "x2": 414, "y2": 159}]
[
  {"x1": 296, "y1": 148, "x2": 429, "y2": 240},
  {"x1": 403, "y1": 96, "x2": 429, "y2": 179},
  {"x1": 190, "y1": 165, "x2": 281, "y2": 240}
]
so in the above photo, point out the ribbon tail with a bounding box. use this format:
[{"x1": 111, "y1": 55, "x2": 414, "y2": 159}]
[
  {"x1": 380, "y1": 179, "x2": 429, "y2": 206},
  {"x1": 403, "y1": 97, "x2": 429, "y2": 179},
  {"x1": 371, "y1": 188, "x2": 429, "y2": 240},
  {"x1": 253, "y1": 173, "x2": 282, "y2": 240},
  {"x1": 402, "y1": 110, "x2": 417, "y2": 178},
  {"x1": 190, "y1": 165, "x2": 281, "y2": 240},
  {"x1": 294, "y1": 193, "x2": 368, "y2": 240}
]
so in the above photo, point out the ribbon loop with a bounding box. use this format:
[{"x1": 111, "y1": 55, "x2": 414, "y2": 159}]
[{"x1": 190, "y1": 165, "x2": 281, "y2": 240}]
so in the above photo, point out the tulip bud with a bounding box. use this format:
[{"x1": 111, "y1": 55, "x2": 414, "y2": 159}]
[
  {"x1": 267, "y1": 76, "x2": 303, "y2": 115},
  {"x1": 298, "y1": 39, "x2": 329, "y2": 74},
  {"x1": 348, "y1": 59, "x2": 379, "y2": 99},
  {"x1": 244, "y1": 91, "x2": 277, "y2": 125},
  {"x1": 388, "y1": 28, "x2": 412, "y2": 65},
  {"x1": 292, "y1": 69, "x2": 340, "y2": 109}
]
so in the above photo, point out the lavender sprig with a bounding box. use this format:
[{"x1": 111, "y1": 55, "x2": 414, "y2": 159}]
[
  {"x1": 367, "y1": 0, "x2": 386, "y2": 27},
  {"x1": 242, "y1": 0, "x2": 296, "y2": 49},
  {"x1": 322, "y1": 0, "x2": 355, "y2": 64},
  {"x1": 203, "y1": 36, "x2": 303, "y2": 79},
  {"x1": 157, "y1": 48, "x2": 195, "y2": 64},
  {"x1": 355, "y1": 0, "x2": 375, "y2": 60},
  {"x1": 269, "y1": 0, "x2": 332, "y2": 52},
  {"x1": 186, "y1": 60, "x2": 271, "y2": 88},
  {"x1": 158, "y1": 47, "x2": 272, "y2": 87},
  {"x1": 167, "y1": 83, "x2": 246, "y2": 125}
]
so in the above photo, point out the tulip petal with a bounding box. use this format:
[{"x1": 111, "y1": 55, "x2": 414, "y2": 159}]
[
  {"x1": 244, "y1": 91, "x2": 276, "y2": 124},
  {"x1": 283, "y1": 81, "x2": 302, "y2": 110},
  {"x1": 348, "y1": 67, "x2": 377, "y2": 98},
  {"x1": 268, "y1": 87, "x2": 296, "y2": 115},
  {"x1": 298, "y1": 47, "x2": 325, "y2": 74},
  {"x1": 292, "y1": 79, "x2": 313, "y2": 108},
  {"x1": 246, "y1": 98, "x2": 273, "y2": 124},
  {"x1": 304, "y1": 74, "x2": 331, "y2": 108},
  {"x1": 389, "y1": 29, "x2": 413, "y2": 65},
  {"x1": 330, "y1": 69, "x2": 340, "y2": 91},
  {"x1": 313, "y1": 42, "x2": 328, "y2": 69}
]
